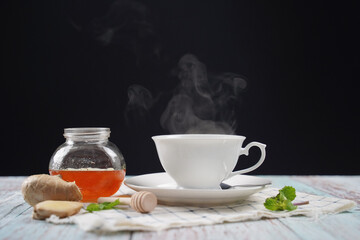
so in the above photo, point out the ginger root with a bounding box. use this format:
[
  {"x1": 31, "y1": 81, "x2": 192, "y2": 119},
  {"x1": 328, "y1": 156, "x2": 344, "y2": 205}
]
[
  {"x1": 22, "y1": 174, "x2": 82, "y2": 206},
  {"x1": 33, "y1": 200, "x2": 83, "y2": 220}
]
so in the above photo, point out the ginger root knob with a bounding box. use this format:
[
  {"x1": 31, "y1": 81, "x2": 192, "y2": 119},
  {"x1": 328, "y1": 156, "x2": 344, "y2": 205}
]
[
  {"x1": 22, "y1": 174, "x2": 82, "y2": 206},
  {"x1": 33, "y1": 200, "x2": 83, "y2": 220}
]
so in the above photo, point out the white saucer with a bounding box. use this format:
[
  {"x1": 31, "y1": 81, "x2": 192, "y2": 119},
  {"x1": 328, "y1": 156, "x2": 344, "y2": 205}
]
[{"x1": 124, "y1": 172, "x2": 271, "y2": 206}]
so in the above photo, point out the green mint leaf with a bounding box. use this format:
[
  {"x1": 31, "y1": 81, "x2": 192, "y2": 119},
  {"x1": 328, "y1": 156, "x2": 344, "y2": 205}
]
[
  {"x1": 86, "y1": 203, "x2": 100, "y2": 212},
  {"x1": 284, "y1": 199, "x2": 298, "y2": 211},
  {"x1": 86, "y1": 199, "x2": 120, "y2": 212},
  {"x1": 276, "y1": 192, "x2": 285, "y2": 202},
  {"x1": 98, "y1": 203, "x2": 107, "y2": 210},
  {"x1": 264, "y1": 186, "x2": 298, "y2": 211},
  {"x1": 103, "y1": 199, "x2": 120, "y2": 209},
  {"x1": 264, "y1": 197, "x2": 281, "y2": 211},
  {"x1": 280, "y1": 186, "x2": 296, "y2": 201}
]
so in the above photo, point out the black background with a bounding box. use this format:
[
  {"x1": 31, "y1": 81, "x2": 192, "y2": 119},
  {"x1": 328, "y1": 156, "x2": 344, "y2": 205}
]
[{"x1": 2, "y1": 0, "x2": 359, "y2": 176}]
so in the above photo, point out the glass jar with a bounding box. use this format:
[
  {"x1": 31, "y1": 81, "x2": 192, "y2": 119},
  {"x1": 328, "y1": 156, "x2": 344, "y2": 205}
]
[{"x1": 49, "y1": 128, "x2": 126, "y2": 202}]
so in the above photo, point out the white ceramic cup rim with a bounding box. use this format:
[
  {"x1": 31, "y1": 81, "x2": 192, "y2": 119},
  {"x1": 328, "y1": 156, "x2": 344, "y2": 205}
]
[{"x1": 152, "y1": 134, "x2": 246, "y2": 140}]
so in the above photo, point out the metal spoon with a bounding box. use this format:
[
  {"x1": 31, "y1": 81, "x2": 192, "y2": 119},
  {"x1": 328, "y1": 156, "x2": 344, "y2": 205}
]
[{"x1": 220, "y1": 181, "x2": 272, "y2": 190}]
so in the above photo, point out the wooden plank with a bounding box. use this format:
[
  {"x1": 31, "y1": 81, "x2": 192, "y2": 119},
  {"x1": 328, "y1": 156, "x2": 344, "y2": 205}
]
[
  {"x1": 133, "y1": 176, "x2": 359, "y2": 240},
  {"x1": 259, "y1": 175, "x2": 341, "y2": 197},
  {"x1": 0, "y1": 177, "x2": 24, "y2": 201},
  {"x1": 0, "y1": 177, "x2": 24, "y2": 192},
  {"x1": 0, "y1": 176, "x2": 359, "y2": 240},
  {"x1": 0, "y1": 177, "x2": 31, "y2": 230},
  {"x1": 0, "y1": 177, "x2": 131, "y2": 240},
  {"x1": 0, "y1": 205, "x2": 131, "y2": 240},
  {"x1": 293, "y1": 176, "x2": 360, "y2": 204},
  {"x1": 279, "y1": 212, "x2": 360, "y2": 240},
  {"x1": 0, "y1": 193, "x2": 32, "y2": 229},
  {"x1": 276, "y1": 175, "x2": 360, "y2": 240}
]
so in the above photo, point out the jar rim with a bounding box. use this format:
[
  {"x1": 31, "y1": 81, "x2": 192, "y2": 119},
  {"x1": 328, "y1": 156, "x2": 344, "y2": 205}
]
[{"x1": 64, "y1": 127, "x2": 110, "y2": 139}]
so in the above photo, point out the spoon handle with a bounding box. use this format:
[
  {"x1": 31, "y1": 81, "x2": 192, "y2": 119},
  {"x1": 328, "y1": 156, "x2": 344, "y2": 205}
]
[{"x1": 220, "y1": 182, "x2": 271, "y2": 189}]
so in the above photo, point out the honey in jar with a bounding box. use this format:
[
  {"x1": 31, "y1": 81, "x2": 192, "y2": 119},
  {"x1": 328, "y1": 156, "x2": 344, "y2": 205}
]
[
  {"x1": 49, "y1": 128, "x2": 126, "y2": 202},
  {"x1": 49, "y1": 168, "x2": 126, "y2": 202}
]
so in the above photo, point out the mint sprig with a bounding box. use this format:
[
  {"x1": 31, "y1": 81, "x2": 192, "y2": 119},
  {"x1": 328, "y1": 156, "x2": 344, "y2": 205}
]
[
  {"x1": 264, "y1": 186, "x2": 297, "y2": 211},
  {"x1": 86, "y1": 199, "x2": 120, "y2": 212}
]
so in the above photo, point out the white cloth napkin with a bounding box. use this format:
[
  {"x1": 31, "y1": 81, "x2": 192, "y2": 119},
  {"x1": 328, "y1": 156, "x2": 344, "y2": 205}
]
[{"x1": 47, "y1": 185, "x2": 356, "y2": 232}]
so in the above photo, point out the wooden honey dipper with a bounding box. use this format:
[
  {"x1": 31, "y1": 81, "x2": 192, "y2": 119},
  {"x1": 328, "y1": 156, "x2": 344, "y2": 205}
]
[{"x1": 97, "y1": 191, "x2": 157, "y2": 213}]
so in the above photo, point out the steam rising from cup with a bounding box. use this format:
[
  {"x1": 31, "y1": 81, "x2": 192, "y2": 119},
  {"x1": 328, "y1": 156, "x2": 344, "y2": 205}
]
[{"x1": 126, "y1": 54, "x2": 247, "y2": 134}]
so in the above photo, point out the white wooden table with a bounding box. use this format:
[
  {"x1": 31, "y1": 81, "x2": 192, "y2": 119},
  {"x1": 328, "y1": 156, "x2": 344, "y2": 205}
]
[{"x1": 0, "y1": 176, "x2": 359, "y2": 240}]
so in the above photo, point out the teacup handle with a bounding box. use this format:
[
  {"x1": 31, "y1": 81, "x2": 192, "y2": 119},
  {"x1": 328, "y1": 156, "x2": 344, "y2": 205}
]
[{"x1": 227, "y1": 142, "x2": 266, "y2": 179}]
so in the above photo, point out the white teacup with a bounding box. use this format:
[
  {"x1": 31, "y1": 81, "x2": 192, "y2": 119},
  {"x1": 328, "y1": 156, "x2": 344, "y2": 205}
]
[{"x1": 152, "y1": 134, "x2": 266, "y2": 189}]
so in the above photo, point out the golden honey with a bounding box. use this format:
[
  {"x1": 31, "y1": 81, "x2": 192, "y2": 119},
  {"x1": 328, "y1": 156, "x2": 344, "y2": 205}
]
[{"x1": 50, "y1": 168, "x2": 126, "y2": 202}]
